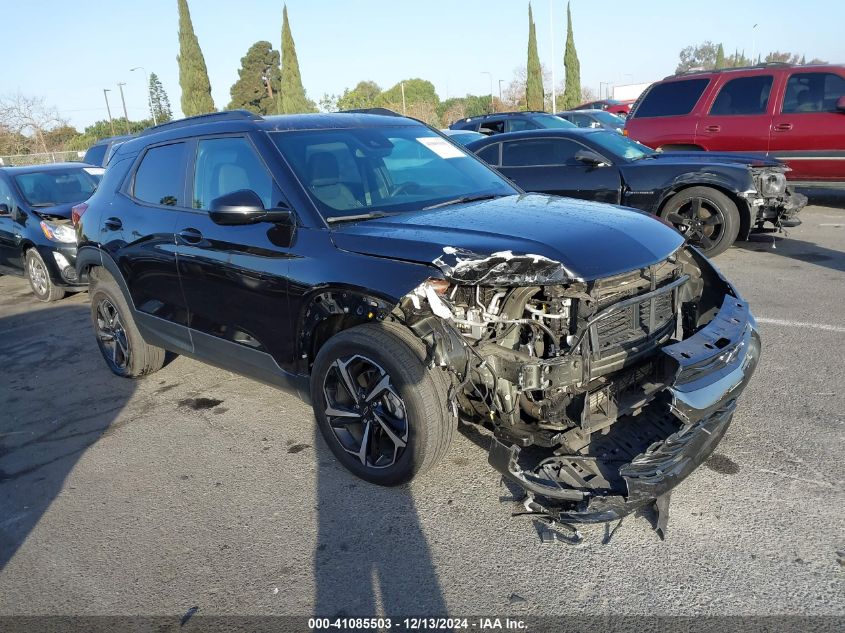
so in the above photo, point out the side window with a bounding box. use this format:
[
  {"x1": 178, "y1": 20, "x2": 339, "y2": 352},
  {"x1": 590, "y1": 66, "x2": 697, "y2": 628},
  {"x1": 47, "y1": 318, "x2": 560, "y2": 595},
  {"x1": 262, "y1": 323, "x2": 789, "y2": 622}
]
[
  {"x1": 479, "y1": 120, "x2": 505, "y2": 135},
  {"x1": 507, "y1": 118, "x2": 540, "y2": 132},
  {"x1": 476, "y1": 144, "x2": 500, "y2": 166},
  {"x1": 133, "y1": 142, "x2": 187, "y2": 207},
  {"x1": 193, "y1": 137, "x2": 273, "y2": 210},
  {"x1": 782, "y1": 72, "x2": 845, "y2": 113},
  {"x1": 710, "y1": 75, "x2": 773, "y2": 115},
  {"x1": 633, "y1": 78, "x2": 710, "y2": 118},
  {"x1": 501, "y1": 138, "x2": 582, "y2": 167},
  {"x1": 0, "y1": 178, "x2": 14, "y2": 214}
]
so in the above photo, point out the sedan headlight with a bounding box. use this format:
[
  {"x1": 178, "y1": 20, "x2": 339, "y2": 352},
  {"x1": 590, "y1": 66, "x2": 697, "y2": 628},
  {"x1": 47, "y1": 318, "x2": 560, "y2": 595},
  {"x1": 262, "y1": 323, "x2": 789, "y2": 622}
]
[
  {"x1": 756, "y1": 171, "x2": 787, "y2": 197},
  {"x1": 40, "y1": 220, "x2": 77, "y2": 243}
]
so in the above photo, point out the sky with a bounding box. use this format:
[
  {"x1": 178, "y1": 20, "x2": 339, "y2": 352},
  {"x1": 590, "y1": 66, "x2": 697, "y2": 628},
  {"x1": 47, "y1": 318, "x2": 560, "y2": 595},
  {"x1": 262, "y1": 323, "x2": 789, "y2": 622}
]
[{"x1": 3, "y1": 0, "x2": 843, "y2": 130}]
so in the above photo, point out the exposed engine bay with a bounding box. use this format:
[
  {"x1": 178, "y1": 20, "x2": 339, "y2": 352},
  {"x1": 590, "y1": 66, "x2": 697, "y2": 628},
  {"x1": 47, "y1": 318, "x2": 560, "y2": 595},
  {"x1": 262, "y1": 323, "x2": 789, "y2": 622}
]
[{"x1": 398, "y1": 245, "x2": 760, "y2": 526}]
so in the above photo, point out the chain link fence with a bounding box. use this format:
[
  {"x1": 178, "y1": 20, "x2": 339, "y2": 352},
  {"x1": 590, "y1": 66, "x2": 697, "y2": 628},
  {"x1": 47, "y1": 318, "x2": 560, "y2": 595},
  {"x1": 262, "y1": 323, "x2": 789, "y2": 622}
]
[{"x1": 0, "y1": 150, "x2": 85, "y2": 167}]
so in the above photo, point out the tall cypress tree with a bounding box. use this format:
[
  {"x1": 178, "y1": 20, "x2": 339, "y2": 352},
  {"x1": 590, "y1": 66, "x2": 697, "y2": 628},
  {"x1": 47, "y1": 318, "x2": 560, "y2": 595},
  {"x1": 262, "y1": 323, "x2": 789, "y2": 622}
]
[
  {"x1": 177, "y1": 0, "x2": 215, "y2": 116},
  {"x1": 525, "y1": 3, "x2": 544, "y2": 111},
  {"x1": 149, "y1": 72, "x2": 173, "y2": 122},
  {"x1": 228, "y1": 41, "x2": 282, "y2": 114},
  {"x1": 279, "y1": 5, "x2": 313, "y2": 113},
  {"x1": 714, "y1": 44, "x2": 726, "y2": 69},
  {"x1": 561, "y1": 2, "x2": 581, "y2": 109}
]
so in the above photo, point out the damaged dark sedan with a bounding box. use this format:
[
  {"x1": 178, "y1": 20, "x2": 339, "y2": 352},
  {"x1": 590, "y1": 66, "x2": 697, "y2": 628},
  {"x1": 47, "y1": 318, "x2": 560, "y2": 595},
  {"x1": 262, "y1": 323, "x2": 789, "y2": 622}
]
[
  {"x1": 75, "y1": 111, "x2": 760, "y2": 528},
  {"x1": 467, "y1": 128, "x2": 805, "y2": 257}
]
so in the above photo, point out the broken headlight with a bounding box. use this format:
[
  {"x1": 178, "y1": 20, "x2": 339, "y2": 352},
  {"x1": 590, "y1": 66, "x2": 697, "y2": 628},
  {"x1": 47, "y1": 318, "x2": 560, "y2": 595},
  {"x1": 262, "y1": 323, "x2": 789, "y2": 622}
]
[{"x1": 756, "y1": 171, "x2": 787, "y2": 197}]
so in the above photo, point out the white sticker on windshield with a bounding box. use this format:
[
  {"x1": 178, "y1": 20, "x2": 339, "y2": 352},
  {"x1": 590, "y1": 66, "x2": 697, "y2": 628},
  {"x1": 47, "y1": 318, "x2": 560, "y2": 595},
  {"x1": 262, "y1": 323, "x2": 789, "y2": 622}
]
[{"x1": 416, "y1": 137, "x2": 465, "y2": 159}]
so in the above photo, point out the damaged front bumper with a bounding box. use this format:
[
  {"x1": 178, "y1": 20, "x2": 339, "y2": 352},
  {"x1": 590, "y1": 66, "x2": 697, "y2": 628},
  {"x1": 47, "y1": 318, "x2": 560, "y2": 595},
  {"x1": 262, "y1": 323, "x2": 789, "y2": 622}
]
[
  {"x1": 489, "y1": 293, "x2": 761, "y2": 523},
  {"x1": 751, "y1": 190, "x2": 807, "y2": 229}
]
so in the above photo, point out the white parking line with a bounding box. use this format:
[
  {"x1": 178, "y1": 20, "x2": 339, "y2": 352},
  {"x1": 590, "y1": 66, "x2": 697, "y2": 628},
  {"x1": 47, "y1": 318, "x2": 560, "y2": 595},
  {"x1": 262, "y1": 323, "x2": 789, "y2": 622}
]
[
  {"x1": 757, "y1": 317, "x2": 845, "y2": 333},
  {"x1": 819, "y1": 223, "x2": 843, "y2": 226}
]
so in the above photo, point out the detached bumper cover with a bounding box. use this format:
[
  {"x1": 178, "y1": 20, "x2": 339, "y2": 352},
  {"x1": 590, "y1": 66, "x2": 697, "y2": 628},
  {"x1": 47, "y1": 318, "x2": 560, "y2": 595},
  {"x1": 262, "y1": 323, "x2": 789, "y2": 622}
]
[
  {"x1": 489, "y1": 294, "x2": 761, "y2": 523},
  {"x1": 757, "y1": 190, "x2": 806, "y2": 227}
]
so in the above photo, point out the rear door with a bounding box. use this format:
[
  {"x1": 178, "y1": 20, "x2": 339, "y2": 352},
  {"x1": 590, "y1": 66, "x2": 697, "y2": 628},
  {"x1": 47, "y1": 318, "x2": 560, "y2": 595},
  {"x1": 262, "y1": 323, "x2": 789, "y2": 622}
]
[
  {"x1": 0, "y1": 176, "x2": 22, "y2": 273},
  {"x1": 626, "y1": 78, "x2": 710, "y2": 149},
  {"x1": 768, "y1": 69, "x2": 845, "y2": 181},
  {"x1": 497, "y1": 137, "x2": 621, "y2": 203},
  {"x1": 174, "y1": 134, "x2": 294, "y2": 370},
  {"x1": 695, "y1": 74, "x2": 775, "y2": 152},
  {"x1": 105, "y1": 141, "x2": 192, "y2": 352}
]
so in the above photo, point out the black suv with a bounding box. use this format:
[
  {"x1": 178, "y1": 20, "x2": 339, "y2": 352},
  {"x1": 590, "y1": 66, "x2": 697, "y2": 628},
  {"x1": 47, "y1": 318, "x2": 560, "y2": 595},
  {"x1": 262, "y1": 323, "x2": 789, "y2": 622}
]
[
  {"x1": 75, "y1": 110, "x2": 760, "y2": 525},
  {"x1": 449, "y1": 111, "x2": 575, "y2": 135}
]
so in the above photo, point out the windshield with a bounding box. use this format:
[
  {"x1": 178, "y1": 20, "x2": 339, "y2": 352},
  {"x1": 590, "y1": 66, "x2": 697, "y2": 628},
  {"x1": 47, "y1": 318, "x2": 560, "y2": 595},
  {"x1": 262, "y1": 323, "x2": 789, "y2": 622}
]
[
  {"x1": 593, "y1": 111, "x2": 626, "y2": 127},
  {"x1": 14, "y1": 168, "x2": 99, "y2": 207},
  {"x1": 527, "y1": 114, "x2": 576, "y2": 129},
  {"x1": 271, "y1": 126, "x2": 517, "y2": 222},
  {"x1": 587, "y1": 132, "x2": 655, "y2": 162}
]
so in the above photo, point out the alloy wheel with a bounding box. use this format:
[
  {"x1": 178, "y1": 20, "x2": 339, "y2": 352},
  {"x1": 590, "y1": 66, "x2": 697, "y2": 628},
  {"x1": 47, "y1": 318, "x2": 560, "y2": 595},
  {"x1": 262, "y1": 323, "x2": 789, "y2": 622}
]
[
  {"x1": 665, "y1": 197, "x2": 725, "y2": 251},
  {"x1": 322, "y1": 354, "x2": 409, "y2": 469},
  {"x1": 28, "y1": 254, "x2": 49, "y2": 296},
  {"x1": 95, "y1": 298, "x2": 130, "y2": 370}
]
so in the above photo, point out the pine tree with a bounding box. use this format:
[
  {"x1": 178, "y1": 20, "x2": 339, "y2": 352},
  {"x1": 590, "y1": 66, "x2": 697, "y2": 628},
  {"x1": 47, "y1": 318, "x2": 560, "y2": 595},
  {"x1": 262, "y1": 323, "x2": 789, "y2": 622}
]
[
  {"x1": 279, "y1": 5, "x2": 313, "y2": 113},
  {"x1": 176, "y1": 0, "x2": 215, "y2": 116},
  {"x1": 228, "y1": 41, "x2": 282, "y2": 115},
  {"x1": 561, "y1": 2, "x2": 581, "y2": 110},
  {"x1": 148, "y1": 72, "x2": 173, "y2": 123},
  {"x1": 715, "y1": 44, "x2": 726, "y2": 69},
  {"x1": 525, "y1": 3, "x2": 544, "y2": 111}
]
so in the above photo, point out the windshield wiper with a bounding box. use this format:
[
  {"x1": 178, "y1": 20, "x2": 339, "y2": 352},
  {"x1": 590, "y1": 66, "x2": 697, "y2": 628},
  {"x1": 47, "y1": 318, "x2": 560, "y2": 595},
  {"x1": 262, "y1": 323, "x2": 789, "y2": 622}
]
[
  {"x1": 422, "y1": 193, "x2": 505, "y2": 211},
  {"x1": 326, "y1": 211, "x2": 393, "y2": 224}
]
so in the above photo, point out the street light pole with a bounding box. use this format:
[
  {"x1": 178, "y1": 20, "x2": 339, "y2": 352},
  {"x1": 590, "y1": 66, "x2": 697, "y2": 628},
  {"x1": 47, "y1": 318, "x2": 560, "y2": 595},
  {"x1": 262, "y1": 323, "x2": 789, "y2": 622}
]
[
  {"x1": 498, "y1": 79, "x2": 504, "y2": 103},
  {"x1": 103, "y1": 89, "x2": 115, "y2": 136},
  {"x1": 550, "y1": 0, "x2": 556, "y2": 114},
  {"x1": 481, "y1": 71, "x2": 493, "y2": 113},
  {"x1": 117, "y1": 82, "x2": 130, "y2": 134},
  {"x1": 130, "y1": 66, "x2": 157, "y2": 125}
]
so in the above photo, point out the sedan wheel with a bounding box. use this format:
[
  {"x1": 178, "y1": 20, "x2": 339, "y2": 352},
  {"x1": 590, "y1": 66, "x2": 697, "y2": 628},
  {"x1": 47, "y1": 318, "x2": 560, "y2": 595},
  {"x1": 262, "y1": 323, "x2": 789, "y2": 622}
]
[{"x1": 661, "y1": 186, "x2": 740, "y2": 257}]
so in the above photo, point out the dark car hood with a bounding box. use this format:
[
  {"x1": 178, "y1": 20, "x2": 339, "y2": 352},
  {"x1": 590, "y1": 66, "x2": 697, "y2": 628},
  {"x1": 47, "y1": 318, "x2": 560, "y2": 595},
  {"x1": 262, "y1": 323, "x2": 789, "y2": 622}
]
[
  {"x1": 642, "y1": 151, "x2": 782, "y2": 169},
  {"x1": 330, "y1": 194, "x2": 684, "y2": 283},
  {"x1": 31, "y1": 202, "x2": 75, "y2": 219}
]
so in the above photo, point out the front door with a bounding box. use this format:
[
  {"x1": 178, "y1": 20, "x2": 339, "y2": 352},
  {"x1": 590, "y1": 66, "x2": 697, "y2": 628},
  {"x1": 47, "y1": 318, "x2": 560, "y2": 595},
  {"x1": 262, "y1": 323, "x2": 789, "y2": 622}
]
[
  {"x1": 0, "y1": 177, "x2": 23, "y2": 273},
  {"x1": 497, "y1": 137, "x2": 622, "y2": 204},
  {"x1": 175, "y1": 134, "x2": 295, "y2": 376}
]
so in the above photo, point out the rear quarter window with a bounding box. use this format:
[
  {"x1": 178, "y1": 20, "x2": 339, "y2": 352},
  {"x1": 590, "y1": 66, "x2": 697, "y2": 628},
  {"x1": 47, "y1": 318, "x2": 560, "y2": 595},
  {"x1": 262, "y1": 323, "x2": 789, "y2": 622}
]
[
  {"x1": 132, "y1": 142, "x2": 187, "y2": 207},
  {"x1": 632, "y1": 78, "x2": 710, "y2": 118}
]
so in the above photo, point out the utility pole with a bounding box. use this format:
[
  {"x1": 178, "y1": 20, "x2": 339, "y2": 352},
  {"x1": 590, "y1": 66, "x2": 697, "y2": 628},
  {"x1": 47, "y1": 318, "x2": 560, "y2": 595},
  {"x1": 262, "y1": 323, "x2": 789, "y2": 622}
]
[
  {"x1": 498, "y1": 79, "x2": 505, "y2": 103},
  {"x1": 550, "y1": 0, "x2": 556, "y2": 114},
  {"x1": 103, "y1": 89, "x2": 115, "y2": 136},
  {"x1": 117, "y1": 82, "x2": 130, "y2": 134},
  {"x1": 400, "y1": 81, "x2": 407, "y2": 115},
  {"x1": 130, "y1": 66, "x2": 157, "y2": 125},
  {"x1": 751, "y1": 23, "x2": 759, "y2": 65}
]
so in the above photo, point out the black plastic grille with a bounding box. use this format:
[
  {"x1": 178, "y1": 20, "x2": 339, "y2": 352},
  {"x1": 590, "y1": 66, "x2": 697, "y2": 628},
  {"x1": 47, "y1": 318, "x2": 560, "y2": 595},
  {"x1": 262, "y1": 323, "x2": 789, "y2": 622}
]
[{"x1": 594, "y1": 286, "x2": 676, "y2": 355}]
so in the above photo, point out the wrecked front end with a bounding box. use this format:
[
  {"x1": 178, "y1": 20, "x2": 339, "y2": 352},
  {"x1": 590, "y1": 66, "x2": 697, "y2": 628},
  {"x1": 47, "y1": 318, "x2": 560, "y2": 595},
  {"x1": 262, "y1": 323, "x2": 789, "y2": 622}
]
[
  {"x1": 744, "y1": 166, "x2": 806, "y2": 229},
  {"x1": 398, "y1": 246, "x2": 760, "y2": 524}
]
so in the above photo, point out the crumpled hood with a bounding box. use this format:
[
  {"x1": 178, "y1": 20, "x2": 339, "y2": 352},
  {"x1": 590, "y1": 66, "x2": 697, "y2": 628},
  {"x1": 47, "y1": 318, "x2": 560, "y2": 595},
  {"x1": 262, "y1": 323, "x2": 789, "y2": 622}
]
[
  {"x1": 646, "y1": 151, "x2": 782, "y2": 169},
  {"x1": 330, "y1": 194, "x2": 684, "y2": 282},
  {"x1": 31, "y1": 202, "x2": 75, "y2": 220}
]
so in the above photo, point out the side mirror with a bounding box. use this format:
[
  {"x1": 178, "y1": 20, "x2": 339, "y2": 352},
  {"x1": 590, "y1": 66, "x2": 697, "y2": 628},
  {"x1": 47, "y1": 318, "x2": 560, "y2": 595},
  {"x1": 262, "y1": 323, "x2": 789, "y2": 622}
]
[
  {"x1": 209, "y1": 189, "x2": 293, "y2": 226},
  {"x1": 0, "y1": 203, "x2": 9, "y2": 216},
  {"x1": 574, "y1": 149, "x2": 609, "y2": 167},
  {"x1": 837, "y1": 96, "x2": 845, "y2": 112}
]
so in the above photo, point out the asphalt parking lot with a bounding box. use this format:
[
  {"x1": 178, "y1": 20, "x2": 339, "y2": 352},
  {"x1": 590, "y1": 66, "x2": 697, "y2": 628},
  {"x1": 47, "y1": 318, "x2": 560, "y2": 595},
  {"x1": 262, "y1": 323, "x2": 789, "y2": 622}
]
[{"x1": 1, "y1": 202, "x2": 843, "y2": 623}]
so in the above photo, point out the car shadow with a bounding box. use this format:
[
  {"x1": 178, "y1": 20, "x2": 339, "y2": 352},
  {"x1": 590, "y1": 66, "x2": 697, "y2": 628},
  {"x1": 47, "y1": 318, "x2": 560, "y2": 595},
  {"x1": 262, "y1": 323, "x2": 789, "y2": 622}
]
[
  {"x1": 0, "y1": 299, "x2": 136, "y2": 571},
  {"x1": 736, "y1": 232, "x2": 845, "y2": 273},
  {"x1": 312, "y1": 367, "x2": 448, "y2": 623}
]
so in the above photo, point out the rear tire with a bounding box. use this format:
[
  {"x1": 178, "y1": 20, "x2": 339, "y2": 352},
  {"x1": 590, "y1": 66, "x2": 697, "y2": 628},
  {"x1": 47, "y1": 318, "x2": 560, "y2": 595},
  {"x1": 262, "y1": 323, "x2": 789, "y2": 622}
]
[
  {"x1": 26, "y1": 249, "x2": 65, "y2": 302},
  {"x1": 310, "y1": 321, "x2": 455, "y2": 486},
  {"x1": 660, "y1": 186, "x2": 740, "y2": 257},
  {"x1": 89, "y1": 267, "x2": 165, "y2": 378}
]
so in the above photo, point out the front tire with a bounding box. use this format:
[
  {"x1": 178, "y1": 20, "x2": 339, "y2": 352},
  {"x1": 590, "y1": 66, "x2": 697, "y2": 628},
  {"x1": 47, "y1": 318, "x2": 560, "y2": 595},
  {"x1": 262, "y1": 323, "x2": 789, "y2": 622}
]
[
  {"x1": 26, "y1": 249, "x2": 65, "y2": 302},
  {"x1": 310, "y1": 322, "x2": 455, "y2": 486},
  {"x1": 89, "y1": 268, "x2": 165, "y2": 378},
  {"x1": 660, "y1": 186, "x2": 740, "y2": 257}
]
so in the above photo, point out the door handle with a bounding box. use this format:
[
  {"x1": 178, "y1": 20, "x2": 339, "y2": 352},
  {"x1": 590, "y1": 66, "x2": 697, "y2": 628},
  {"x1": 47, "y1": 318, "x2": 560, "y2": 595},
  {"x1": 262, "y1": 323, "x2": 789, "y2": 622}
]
[
  {"x1": 774, "y1": 123, "x2": 793, "y2": 131},
  {"x1": 104, "y1": 217, "x2": 122, "y2": 231},
  {"x1": 177, "y1": 228, "x2": 204, "y2": 244},
  {"x1": 705, "y1": 125, "x2": 721, "y2": 132}
]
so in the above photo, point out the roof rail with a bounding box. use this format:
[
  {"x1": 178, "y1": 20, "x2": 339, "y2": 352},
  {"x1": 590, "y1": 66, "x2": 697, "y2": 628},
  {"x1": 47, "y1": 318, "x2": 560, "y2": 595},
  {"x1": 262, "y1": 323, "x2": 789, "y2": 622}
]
[
  {"x1": 139, "y1": 110, "x2": 263, "y2": 136},
  {"x1": 668, "y1": 61, "x2": 813, "y2": 79},
  {"x1": 339, "y1": 107, "x2": 404, "y2": 117}
]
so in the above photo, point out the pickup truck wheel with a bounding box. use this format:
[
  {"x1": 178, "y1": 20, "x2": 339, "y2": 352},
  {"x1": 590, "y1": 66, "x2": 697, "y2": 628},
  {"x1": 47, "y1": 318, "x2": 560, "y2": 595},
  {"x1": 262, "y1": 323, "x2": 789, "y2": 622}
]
[
  {"x1": 26, "y1": 249, "x2": 65, "y2": 302},
  {"x1": 89, "y1": 268, "x2": 165, "y2": 378},
  {"x1": 660, "y1": 186, "x2": 740, "y2": 257},
  {"x1": 311, "y1": 322, "x2": 455, "y2": 486}
]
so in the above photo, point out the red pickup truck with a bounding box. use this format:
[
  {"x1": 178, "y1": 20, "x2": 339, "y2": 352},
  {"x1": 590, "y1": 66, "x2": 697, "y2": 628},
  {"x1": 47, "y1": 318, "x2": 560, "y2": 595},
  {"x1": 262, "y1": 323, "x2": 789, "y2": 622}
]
[{"x1": 625, "y1": 63, "x2": 845, "y2": 186}]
